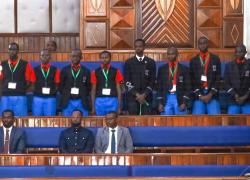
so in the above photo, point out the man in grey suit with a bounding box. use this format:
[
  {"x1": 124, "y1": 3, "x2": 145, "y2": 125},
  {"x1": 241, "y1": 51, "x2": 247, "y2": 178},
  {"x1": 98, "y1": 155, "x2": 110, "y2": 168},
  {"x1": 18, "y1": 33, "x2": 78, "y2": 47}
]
[
  {"x1": 94, "y1": 111, "x2": 133, "y2": 153},
  {"x1": 0, "y1": 109, "x2": 26, "y2": 153}
]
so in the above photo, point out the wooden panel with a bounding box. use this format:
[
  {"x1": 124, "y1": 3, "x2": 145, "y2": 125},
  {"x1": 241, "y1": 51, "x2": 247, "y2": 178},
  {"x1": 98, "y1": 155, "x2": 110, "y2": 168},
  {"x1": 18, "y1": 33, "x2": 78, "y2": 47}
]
[
  {"x1": 0, "y1": 35, "x2": 79, "y2": 53},
  {"x1": 223, "y1": 0, "x2": 243, "y2": 17},
  {"x1": 140, "y1": 0, "x2": 194, "y2": 48},
  {"x1": 223, "y1": 19, "x2": 243, "y2": 47},
  {"x1": 85, "y1": 22, "x2": 107, "y2": 48},
  {"x1": 0, "y1": 153, "x2": 249, "y2": 166},
  {"x1": 86, "y1": 0, "x2": 107, "y2": 16},
  {"x1": 2, "y1": 115, "x2": 250, "y2": 127}
]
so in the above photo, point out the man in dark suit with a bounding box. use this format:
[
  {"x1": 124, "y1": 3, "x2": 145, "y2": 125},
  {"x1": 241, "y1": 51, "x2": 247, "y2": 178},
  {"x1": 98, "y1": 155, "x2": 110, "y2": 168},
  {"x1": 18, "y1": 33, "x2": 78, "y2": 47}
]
[
  {"x1": 224, "y1": 44, "x2": 250, "y2": 114},
  {"x1": 0, "y1": 109, "x2": 26, "y2": 154},
  {"x1": 124, "y1": 39, "x2": 156, "y2": 115},
  {"x1": 59, "y1": 109, "x2": 94, "y2": 153},
  {"x1": 190, "y1": 36, "x2": 221, "y2": 114},
  {"x1": 94, "y1": 111, "x2": 133, "y2": 154},
  {"x1": 157, "y1": 47, "x2": 191, "y2": 115}
]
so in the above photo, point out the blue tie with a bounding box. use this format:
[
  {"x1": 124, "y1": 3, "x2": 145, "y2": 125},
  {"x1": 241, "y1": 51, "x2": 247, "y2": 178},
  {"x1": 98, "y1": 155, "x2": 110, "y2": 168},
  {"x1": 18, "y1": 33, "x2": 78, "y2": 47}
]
[{"x1": 111, "y1": 129, "x2": 116, "y2": 154}]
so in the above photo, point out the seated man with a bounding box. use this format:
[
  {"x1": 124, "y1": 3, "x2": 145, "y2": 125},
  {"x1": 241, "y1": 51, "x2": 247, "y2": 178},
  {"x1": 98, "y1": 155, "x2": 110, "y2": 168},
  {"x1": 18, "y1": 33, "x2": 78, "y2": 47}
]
[
  {"x1": 59, "y1": 109, "x2": 94, "y2": 153},
  {"x1": 94, "y1": 111, "x2": 133, "y2": 154},
  {"x1": 0, "y1": 109, "x2": 26, "y2": 154}
]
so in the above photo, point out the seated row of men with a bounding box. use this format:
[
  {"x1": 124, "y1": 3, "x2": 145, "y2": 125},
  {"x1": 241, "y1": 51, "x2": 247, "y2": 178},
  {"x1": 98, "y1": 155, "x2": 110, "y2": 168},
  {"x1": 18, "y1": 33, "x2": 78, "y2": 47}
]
[
  {"x1": 0, "y1": 109, "x2": 133, "y2": 154},
  {"x1": 0, "y1": 37, "x2": 249, "y2": 116}
]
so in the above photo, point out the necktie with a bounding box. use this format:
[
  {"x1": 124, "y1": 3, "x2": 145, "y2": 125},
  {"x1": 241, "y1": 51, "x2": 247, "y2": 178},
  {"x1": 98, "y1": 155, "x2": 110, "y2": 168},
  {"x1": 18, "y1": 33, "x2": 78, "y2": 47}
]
[
  {"x1": 111, "y1": 129, "x2": 116, "y2": 154},
  {"x1": 4, "y1": 129, "x2": 9, "y2": 154}
]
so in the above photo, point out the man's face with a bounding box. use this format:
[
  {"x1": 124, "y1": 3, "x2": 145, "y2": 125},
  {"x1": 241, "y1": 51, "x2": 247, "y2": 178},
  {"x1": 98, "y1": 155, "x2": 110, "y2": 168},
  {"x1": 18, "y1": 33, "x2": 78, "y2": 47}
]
[
  {"x1": 105, "y1": 113, "x2": 117, "y2": 129},
  {"x1": 101, "y1": 53, "x2": 111, "y2": 66},
  {"x1": 8, "y1": 44, "x2": 19, "y2": 60},
  {"x1": 167, "y1": 47, "x2": 178, "y2": 62},
  {"x1": 135, "y1": 41, "x2": 145, "y2": 55},
  {"x1": 2, "y1": 112, "x2": 15, "y2": 128},
  {"x1": 40, "y1": 50, "x2": 51, "y2": 64},
  {"x1": 47, "y1": 41, "x2": 57, "y2": 52},
  {"x1": 71, "y1": 111, "x2": 82, "y2": 127},
  {"x1": 198, "y1": 38, "x2": 209, "y2": 53},
  {"x1": 71, "y1": 50, "x2": 82, "y2": 65},
  {"x1": 235, "y1": 46, "x2": 247, "y2": 60}
]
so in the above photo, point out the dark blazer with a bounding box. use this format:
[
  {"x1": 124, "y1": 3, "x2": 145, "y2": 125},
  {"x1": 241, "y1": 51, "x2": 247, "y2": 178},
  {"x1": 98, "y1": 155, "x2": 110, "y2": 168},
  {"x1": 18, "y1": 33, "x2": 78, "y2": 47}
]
[
  {"x1": 94, "y1": 126, "x2": 133, "y2": 153},
  {"x1": 224, "y1": 60, "x2": 250, "y2": 103},
  {"x1": 157, "y1": 63, "x2": 191, "y2": 106},
  {"x1": 0, "y1": 127, "x2": 26, "y2": 154},
  {"x1": 59, "y1": 127, "x2": 94, "y2": 153},
  {"x1": 124, "y1": 56, "x2": 156, "y2": 98},
  {"x1": 189, "y1": 53, "x2": 221, "y2": 98}
]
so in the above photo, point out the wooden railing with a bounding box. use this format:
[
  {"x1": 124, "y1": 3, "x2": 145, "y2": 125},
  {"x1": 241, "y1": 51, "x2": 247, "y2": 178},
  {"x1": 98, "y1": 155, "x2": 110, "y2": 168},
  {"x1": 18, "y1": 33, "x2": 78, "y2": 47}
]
[
  {"x1": 4, "y1": 115, "x2": 250, "y2": 127},
  {"x1": 0, "y1": 153, "x2": 249, "y2": 166}
]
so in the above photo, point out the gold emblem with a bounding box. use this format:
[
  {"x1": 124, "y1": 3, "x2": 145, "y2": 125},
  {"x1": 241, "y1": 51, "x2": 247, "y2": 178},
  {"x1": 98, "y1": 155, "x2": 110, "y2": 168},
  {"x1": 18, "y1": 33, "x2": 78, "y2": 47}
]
[
  {"x1": 230, "y1": 0, "x2": 240, "y2": 10},
  {"x1": 155, "y1": 0, "x2": 176, "y2": 21}
]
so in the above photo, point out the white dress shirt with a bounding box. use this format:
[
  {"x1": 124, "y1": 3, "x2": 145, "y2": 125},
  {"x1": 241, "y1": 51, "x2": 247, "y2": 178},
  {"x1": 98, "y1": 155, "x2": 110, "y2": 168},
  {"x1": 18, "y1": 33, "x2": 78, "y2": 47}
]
[
  {"x1": 3, "y1": 126, "x2": 12, "y2": 153},
  {"x1": 136, "y1": 55, "x2": 145, "y2": 62},
  {"x1": 105, "y1": 126, "x2": 118, "y2": 154}
]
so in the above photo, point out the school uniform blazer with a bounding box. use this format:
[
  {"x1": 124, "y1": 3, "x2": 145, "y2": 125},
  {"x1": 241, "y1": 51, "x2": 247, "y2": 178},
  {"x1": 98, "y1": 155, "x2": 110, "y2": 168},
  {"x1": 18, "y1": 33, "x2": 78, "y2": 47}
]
[
  {"x1": 0, "y1": 127, "x2": 26, "y2": 153},
  {"x1": 224, "y1": 60, "x2": 250, "y2": 103},
  {"x1": 189, "y1": 53, "x2": 221, "y2": 99},
  {"x1": 94, "y1": 126, "x2": 133, "y2": 153},
  {"x1": 157, "y1": 63, "x2": 191, "y2": 106}
]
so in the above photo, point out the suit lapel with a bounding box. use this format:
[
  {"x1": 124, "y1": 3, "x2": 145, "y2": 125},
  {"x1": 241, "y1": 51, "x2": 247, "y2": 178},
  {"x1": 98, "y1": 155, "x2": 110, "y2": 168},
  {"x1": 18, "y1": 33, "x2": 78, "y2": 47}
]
[
  {"x1": 117, "y1": 127, "x2": 122, "y2": 146},
  {"x1": 10, "y1": 127, "x2": 16, "y2": 148},
  {"x1": 103, "y1": 127, "x2": 109, "y2": 147},
  {"x1": 0, "y1": 128, "x2": 3, "y2": 147},
  {"x1": 232, "y1": 61, "x2": 240, "y2": 88}
]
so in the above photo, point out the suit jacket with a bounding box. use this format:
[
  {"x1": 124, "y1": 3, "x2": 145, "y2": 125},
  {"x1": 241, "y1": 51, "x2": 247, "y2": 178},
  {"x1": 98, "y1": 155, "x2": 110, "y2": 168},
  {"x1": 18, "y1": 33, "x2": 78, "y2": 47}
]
[
  {"x1": 157, "y1": 63, "x2": 191, "y2": 106},
  {"x1": 59, "y1": 127, "x2": 94, "y2": 153},
  {"x1": 224, "y1": 60, "x2": 250, "y2": 103},
  {"x1": 124, "y1": 56, "x2": 156, "y2": 99},
  {"x1": 190, "y1": 53, "x2": 221, "y2": 99},
  {"x1": 0, "y1": 127, "x2": 26, "y2": 154},
  {"x1": 94, "y1": 126, "x2": 133, "y2": 153}
]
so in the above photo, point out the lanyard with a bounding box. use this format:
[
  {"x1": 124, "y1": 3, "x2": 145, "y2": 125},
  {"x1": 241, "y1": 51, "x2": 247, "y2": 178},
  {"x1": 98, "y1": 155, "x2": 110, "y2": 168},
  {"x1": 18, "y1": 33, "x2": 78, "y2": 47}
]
[
  {"x1": 8, "y1": 60, "x2": 20, "y2": 73},
  {"x1": 169, "y1": 63, "x2": 178, "y2": 85},
  {"x1": 41, "y1": 67, "x2": 50, "y2": 79},
  {"x1": 199, "y1": 53, "x2": 210, "y2": 75},
  {"x1": 102, "y1": 69, "x2": 109, "y2": 88},
  {"x1": 71, "y1": 68, "x2": 81, "y2": 79}
]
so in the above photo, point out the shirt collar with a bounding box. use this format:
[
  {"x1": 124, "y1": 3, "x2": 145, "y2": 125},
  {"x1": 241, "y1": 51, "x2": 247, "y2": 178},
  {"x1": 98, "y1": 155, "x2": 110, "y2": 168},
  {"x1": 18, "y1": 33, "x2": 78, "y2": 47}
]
[
  {"x1": 136, "y1": 55, "x2": 145, "y2": 62},
  {"x1": 41, "y1": 63, "x2": 51, "y2": 71},
  {"x1": 236, "y1": 58, "x2": 246, "y2": 64},
  {"x1": 200, "y1": 51, "x2": 209, "y2": 60},
  {"x1": 3, "y1": 126, "x2": 13, "y2": 133},
  {"x1": 109, "y1": 126, "x2": 118, "y2": 132},
  {"x1": 8, "y1": 58, "x2": 19, "y2": 66},
  {"x1": 169, "y1": 61, "x2": 178, "y2": 68},
  {"x1": 71, "y1": 63, "x2": 81, "y2": 71},
  {"x1": 101, "y1": 63, "x2": 111, "y2": 69}
]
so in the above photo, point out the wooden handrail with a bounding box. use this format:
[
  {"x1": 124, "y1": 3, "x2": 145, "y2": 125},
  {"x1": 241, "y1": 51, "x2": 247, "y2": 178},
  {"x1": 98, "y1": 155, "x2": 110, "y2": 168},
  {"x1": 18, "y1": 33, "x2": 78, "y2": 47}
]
[
  {"x1": 0, "y1": 153, "x2": 249, "y2": 166},
  {"x1": 2, "y1": 115, "x2": 250, "y2": 127}
]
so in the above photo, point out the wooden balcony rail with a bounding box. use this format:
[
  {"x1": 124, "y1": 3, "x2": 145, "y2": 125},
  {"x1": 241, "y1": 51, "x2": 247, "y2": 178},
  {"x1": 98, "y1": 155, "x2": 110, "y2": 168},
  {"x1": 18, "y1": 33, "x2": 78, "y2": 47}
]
[{"x1": 0, "y1": 153, "x2": 250, "y2": 166}]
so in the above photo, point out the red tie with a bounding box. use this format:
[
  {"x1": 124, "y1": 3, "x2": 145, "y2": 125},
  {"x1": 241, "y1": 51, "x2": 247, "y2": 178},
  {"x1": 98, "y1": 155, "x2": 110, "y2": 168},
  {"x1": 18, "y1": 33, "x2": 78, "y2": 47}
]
[{"x1": 3, "y1": 129, "x2": 9, "y2": 154}]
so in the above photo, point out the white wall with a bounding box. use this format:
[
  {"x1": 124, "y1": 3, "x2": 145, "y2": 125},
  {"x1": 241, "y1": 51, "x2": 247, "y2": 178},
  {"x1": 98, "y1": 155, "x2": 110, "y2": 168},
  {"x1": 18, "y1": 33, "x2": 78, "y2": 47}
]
[{"x1": 244, "y1": 0, "x2": 250, "y2": 57}]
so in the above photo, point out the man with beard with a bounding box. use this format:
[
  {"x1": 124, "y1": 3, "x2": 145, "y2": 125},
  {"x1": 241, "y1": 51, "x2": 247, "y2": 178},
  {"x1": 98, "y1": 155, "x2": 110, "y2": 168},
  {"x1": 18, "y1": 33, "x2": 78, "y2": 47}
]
[
  {"x1": 0, "y1": 109, "x2": 26, "y2": 153},
  {"x1": 59, "y1": 109, "x2": 94, "y2": 153}
]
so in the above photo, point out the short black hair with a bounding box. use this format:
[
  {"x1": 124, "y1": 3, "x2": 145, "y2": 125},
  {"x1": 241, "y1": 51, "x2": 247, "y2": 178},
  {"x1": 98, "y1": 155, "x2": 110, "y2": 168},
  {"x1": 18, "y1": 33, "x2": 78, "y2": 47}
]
[
  {"x1": 106, "y1": 111, "x2": 118, "y2": 118},
  {"x1": 198, "y1": 36, "x2": 209, "y2": 43},
  {"x1": 9, "y1": 42, "x2": 19, "y2": 50},
  {"x1": 100, "y1": 50, "x2": 111, "y2": 58},
  {"x1": 235, "y1": 44, "x2": 247, "y2": 52},
  {"x1": 134, "y1": 39, "x2": 146, "y2": 46},
  {"x1": 72, "y1": 109, "x2": 83, "y2": 116},
  {"x1": 2, "y1": 109, "x2": 14, "y2": 117}
]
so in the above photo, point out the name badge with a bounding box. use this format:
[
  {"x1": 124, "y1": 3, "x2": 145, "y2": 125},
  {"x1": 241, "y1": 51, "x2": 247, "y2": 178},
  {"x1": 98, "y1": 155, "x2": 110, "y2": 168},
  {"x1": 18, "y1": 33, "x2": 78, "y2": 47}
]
[
  {"x1": 71, "y1": 87, "x2": 79, "y2": 95},
  {"x1": 42, "y1": 87, "x2": 50, "y2": 94},
  {"x1": 201, "y1": 75, "x2": 207, "y2": 82},
  {"x1": 102, "y1": 88, "x2": 111, "y2": 95},
  {"x1": 8, "y1": 82, "x2": 16, "y2": 89},
  {"x1": 170, "y1": 85, "x2": 176, "y2": 92}
]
